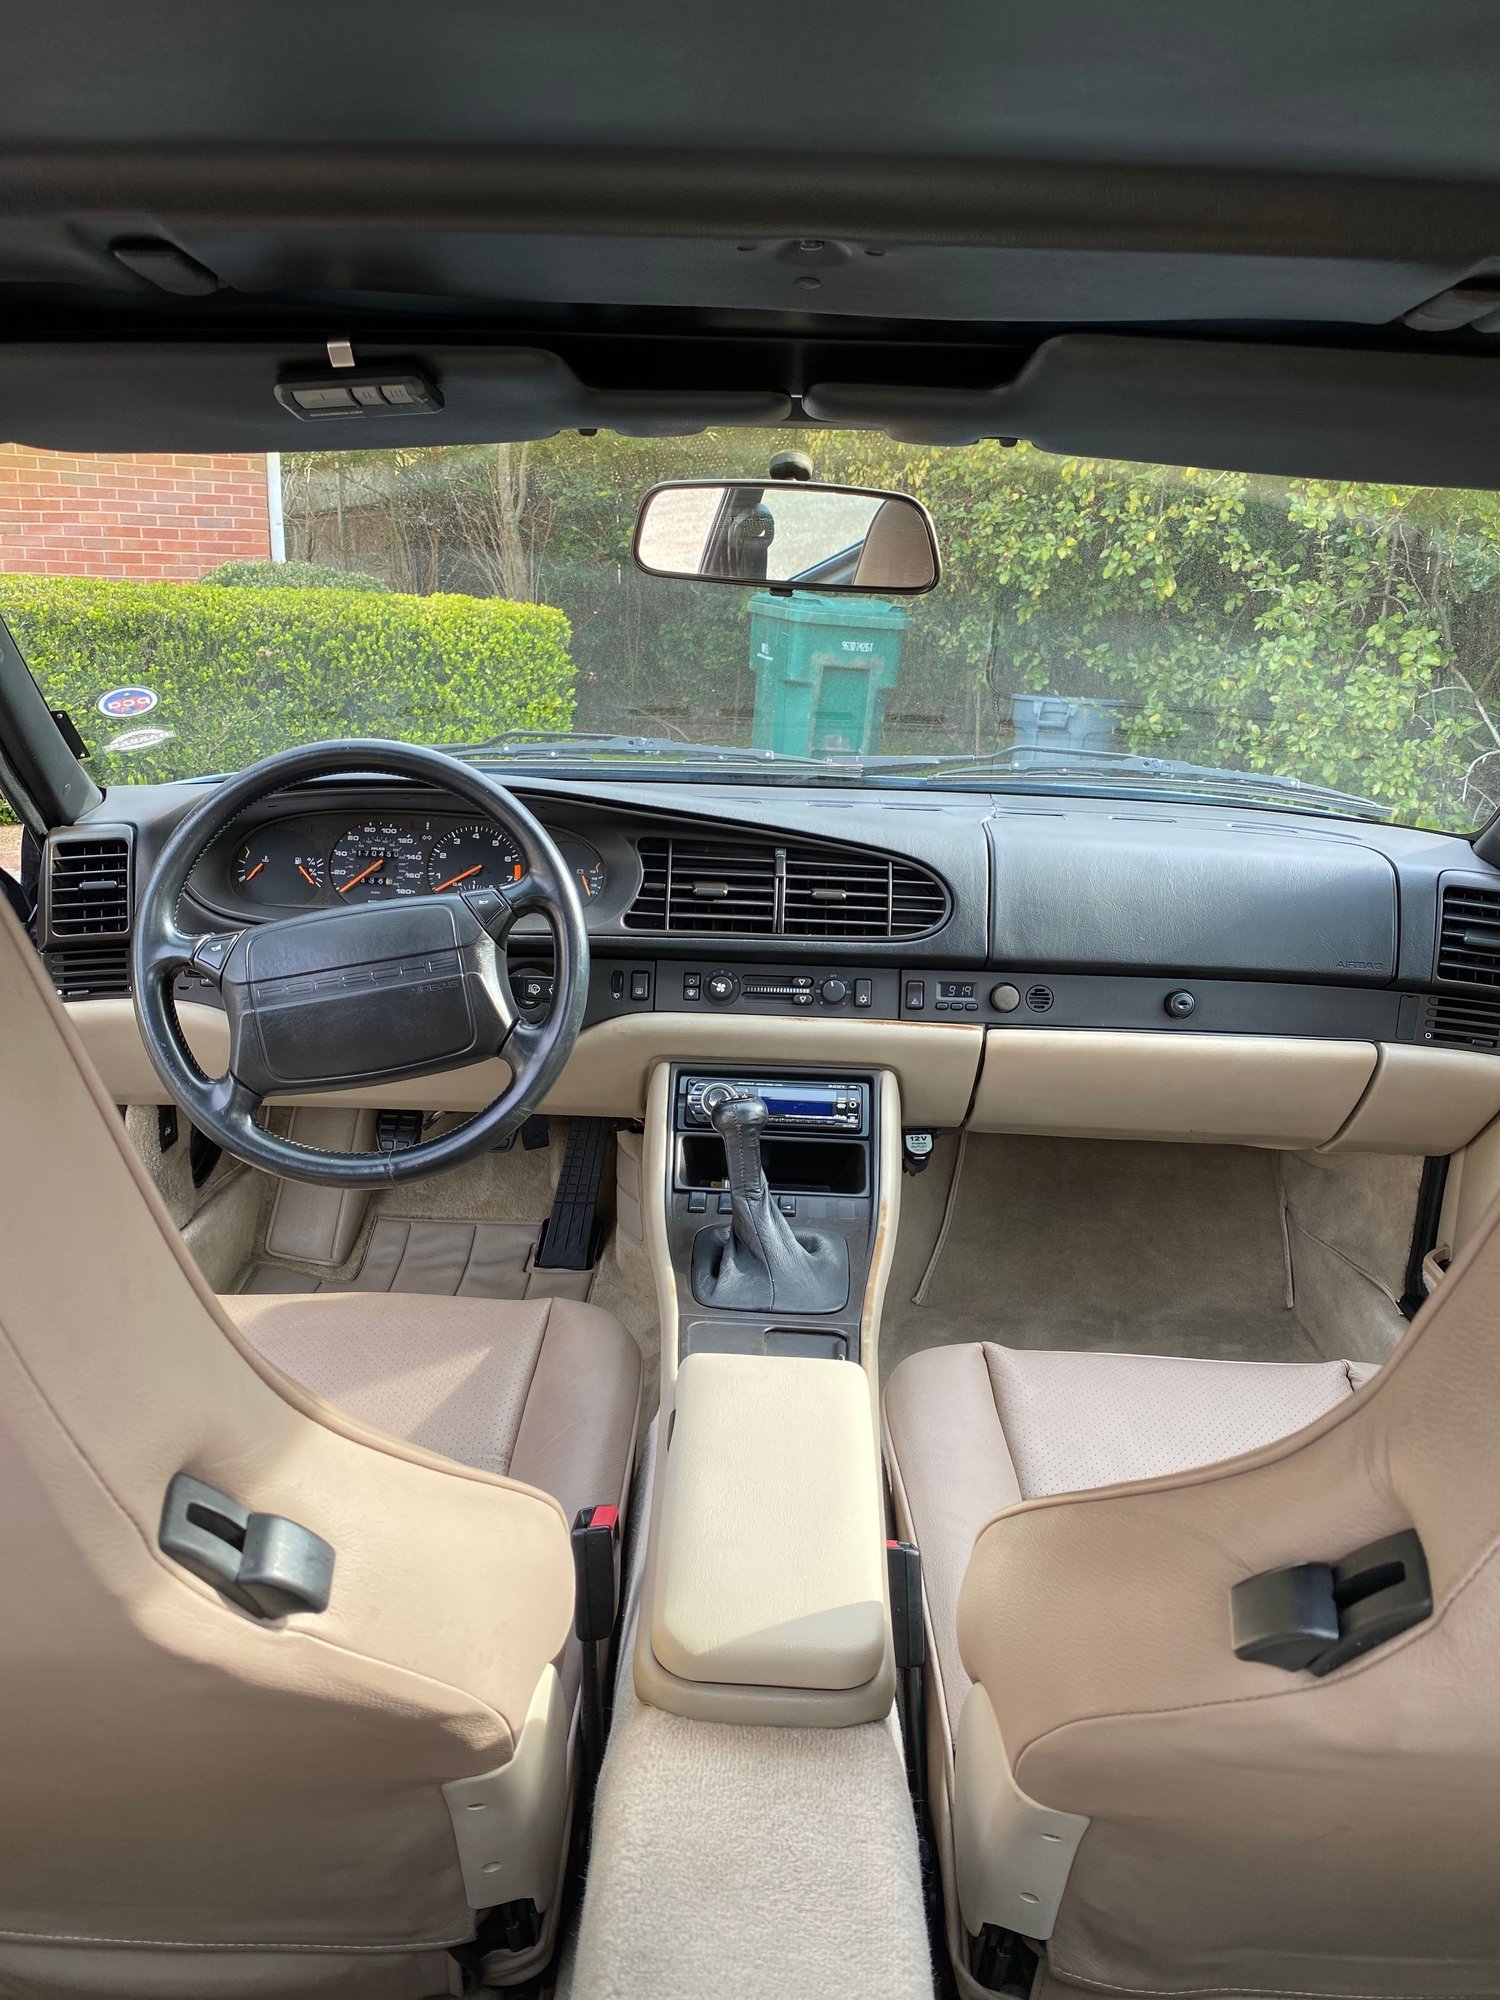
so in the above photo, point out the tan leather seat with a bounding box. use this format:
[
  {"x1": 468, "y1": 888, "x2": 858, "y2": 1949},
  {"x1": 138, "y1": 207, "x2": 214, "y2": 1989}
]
[
  {"x1": 886, "y1": 1321, "x2": 1500, "y2": 1998},
  {"x1": 0, "y1": 898, "x2": 641, "y2": 2000}
]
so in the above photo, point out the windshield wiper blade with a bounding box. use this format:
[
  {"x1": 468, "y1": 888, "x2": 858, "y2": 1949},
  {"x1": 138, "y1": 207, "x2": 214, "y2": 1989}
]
[{"x1": 866, "y1": 748, "x2": 1384, "y2": 817}]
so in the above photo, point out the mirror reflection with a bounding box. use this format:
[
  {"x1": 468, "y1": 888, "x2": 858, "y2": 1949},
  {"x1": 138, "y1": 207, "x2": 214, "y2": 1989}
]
[{"x1": 634, "y1": 480, "x2": 940, "y2": 593}]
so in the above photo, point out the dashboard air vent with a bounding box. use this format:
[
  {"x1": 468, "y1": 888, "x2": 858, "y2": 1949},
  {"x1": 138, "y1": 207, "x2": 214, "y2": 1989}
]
[
  {"x1": 43, "y1": 831, "x2": 133, "y2": 999},
  {"x1": 1419, "y1": 993, "x2": 1500, "y2": 1052},
  {"x1": 782, "y1": 849, "x2": 948, "y2": 940},
  {"x1": 1437, "y1": 881, "x2": 1500, "y2": 987},
  {"x1": 625, "y1": 833, "x2": 948, "y2": 939},
  {"x1": 45, "y1": 834, "x2": 132, "y2": 940},
  {"x1": 45, "y1": 941, "x2": 133, "y2": 1001}
]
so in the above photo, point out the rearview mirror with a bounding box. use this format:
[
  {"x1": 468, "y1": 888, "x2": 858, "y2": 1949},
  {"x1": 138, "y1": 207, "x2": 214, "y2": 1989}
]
[{"x1": 633, "y1": 480, "x2": 940, "y2": 594}]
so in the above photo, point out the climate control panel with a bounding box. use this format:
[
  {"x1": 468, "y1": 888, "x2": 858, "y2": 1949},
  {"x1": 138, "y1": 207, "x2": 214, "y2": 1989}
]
[{"x1": 665, "y1": 961, "x2": 901, "y2": 1017}]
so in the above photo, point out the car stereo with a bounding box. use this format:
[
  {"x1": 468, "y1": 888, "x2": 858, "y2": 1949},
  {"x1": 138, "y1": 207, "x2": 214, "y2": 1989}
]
[{"x1": 679, "y1": 1075, "x2": 869, "y2": 1134}]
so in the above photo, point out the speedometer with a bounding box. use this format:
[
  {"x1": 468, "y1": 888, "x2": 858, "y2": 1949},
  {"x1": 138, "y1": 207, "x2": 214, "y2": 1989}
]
[
  {"x1": 428, "y1": 824, "x2": 525, "y2": 895},
  {"x1": 329, "y1": 822, "x2": 424, "y2": 901}
]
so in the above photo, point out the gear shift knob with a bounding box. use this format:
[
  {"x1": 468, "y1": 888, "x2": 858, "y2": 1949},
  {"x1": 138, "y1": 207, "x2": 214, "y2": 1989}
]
[{"x1": 710, "y1": 1092, "x2": 769, "y2": 1199}]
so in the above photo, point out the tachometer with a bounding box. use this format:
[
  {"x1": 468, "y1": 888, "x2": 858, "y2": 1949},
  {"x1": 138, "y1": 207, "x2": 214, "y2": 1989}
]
[
  {"x1": 427, "y1": 823, "x2": 525, "y2": 895},
  {"x1": 329, "y1": 822, "x2": 424, "y2": 901}
]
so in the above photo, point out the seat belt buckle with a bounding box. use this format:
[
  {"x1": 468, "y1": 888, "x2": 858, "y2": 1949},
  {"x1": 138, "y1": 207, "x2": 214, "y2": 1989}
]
[
  {"x1": 887, "y1": 1539, "x2": 928, "y2": 1809},
  {"x1": 1231, "y1": 1527, "x2": 1431, "y2": 1675},
  {"x1": 571, "y1": 1503, "x2": 621, "y2": 1825},
  {"x1": 572, "y1": 1503, "x2": 621, "y2": 1644}
]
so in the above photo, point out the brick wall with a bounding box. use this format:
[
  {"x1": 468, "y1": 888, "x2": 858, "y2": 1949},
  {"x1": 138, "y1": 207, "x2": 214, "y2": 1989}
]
[{"x1": 0, "y1": 447, "x2": 271, "y2": 580}]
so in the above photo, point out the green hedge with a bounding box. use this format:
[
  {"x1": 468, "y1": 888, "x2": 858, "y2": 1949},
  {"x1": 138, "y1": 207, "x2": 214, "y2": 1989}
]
[
  {"x1": 0, "y1": 576, "x2": 574, "y2": 802},
  {"x1": 203, "y1": 559, "x2": 392, "y2": 591}
]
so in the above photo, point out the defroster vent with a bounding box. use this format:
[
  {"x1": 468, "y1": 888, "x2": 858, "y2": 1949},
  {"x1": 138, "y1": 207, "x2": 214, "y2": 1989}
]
[{"x1": 625, "y1": 832, "x2": 948, "y2": 940}]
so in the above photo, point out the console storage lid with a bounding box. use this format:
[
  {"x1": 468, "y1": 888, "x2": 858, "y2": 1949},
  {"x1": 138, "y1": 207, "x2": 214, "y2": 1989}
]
[{"x1": 647, "y1": 1352, "x2": 889, "y2": 1699}]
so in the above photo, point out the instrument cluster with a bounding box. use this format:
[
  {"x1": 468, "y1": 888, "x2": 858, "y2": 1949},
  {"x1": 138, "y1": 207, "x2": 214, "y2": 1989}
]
[{"x1": 215, "y1": 810, "x2": 606, "y2": 911}]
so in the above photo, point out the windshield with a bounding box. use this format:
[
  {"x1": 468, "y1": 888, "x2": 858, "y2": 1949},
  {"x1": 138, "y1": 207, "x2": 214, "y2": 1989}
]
[{"x1": 4, "y1": 430, "x2": 1500, "y2": 832}]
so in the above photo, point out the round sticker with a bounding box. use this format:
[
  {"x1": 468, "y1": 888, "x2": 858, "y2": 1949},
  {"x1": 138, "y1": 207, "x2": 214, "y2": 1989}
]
[{"x1": 97, "y1": 686, "x2": 159, "y2": 720}]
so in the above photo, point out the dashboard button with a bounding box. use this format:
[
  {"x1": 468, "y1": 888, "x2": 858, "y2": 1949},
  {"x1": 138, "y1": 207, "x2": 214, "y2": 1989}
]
[
  {"x1": 630, "y1": 969, "x2": 651, "y2": 1003},
  {"x1": 904, "y1": 979, "x2": 926, "y2": 1011},
  {"x1": 990, "y1": 982, "x2": 1021, "y2": 1013},
  {"x1": 853, "y1": 978, "x2": 873, "y2": 1009}
]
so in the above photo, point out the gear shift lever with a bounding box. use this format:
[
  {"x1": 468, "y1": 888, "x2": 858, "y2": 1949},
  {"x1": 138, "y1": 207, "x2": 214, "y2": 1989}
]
[{"x1": 690, "y1": 1090, "x2": 850, "y2": 1314}]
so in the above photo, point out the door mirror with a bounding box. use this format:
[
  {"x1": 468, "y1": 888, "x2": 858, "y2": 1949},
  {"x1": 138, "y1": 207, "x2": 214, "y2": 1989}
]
[{"x1": 633, "y1": 480, "x2": 940, "y2": 594}]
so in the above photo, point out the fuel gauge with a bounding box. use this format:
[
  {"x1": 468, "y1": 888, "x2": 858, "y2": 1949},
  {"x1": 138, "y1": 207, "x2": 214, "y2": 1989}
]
[{"x1": 232, "y1": 833, "x2": 325, "y2": 905}]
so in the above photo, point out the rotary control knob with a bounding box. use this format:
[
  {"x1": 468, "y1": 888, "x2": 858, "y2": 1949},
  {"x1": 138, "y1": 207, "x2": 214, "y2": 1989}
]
[
  {"x1": 704, "y1": 970, "x2": 740, "y2": 1005},
  {"x1": 819, "y1": 977, "x2": 848, "y2": 1005}
]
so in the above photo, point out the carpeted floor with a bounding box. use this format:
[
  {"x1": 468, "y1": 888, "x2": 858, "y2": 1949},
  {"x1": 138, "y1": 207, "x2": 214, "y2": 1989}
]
[{"x1": 880, "y1": 1133, "x2": 1413, "y2": 1380}]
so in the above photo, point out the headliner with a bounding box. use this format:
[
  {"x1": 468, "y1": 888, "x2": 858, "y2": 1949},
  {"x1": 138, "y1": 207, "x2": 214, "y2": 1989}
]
[{"x1": 3, "y1": 2, "x2": 1500, "y2": 479}]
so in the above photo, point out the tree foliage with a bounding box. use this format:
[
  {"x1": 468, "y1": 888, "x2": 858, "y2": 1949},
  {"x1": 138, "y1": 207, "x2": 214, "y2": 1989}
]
[{"x1": 271, "y1": 430, "x2": 1500, "y2": 829}]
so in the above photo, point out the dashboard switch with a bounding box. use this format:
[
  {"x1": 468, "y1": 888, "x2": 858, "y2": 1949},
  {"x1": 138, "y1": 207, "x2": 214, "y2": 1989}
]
[
  {"x1": 629, "y1": 969, "x2": 651, "y2": 1003},
  {"x1": 819, "y1": 977, "x2": 848, "y2": 1005},
  {"x1": 990, "y1": 982, "x2": 1022, "y2": 1013},
  {"x1": 904, "y1": 979, "x2": 926, "y2": 1011},
  {"x1": 853, "y1": 978, "x2": 873, "y2": 1009},
  {"x1": 704, "y1": 970, "x2": 740, "y2": 1004}
]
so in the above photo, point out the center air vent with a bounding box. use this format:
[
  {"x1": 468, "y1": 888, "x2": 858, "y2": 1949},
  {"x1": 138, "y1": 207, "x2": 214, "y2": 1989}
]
[
  {"x1": 1437, "y1": 880, "x2": 1500, "y2": 988},
  {"x1": 42, "y1": 830, "x2": 133, "y2": 999},
  {"x1": 625, "y1": 834, "x2": 948, "y2": 940}
]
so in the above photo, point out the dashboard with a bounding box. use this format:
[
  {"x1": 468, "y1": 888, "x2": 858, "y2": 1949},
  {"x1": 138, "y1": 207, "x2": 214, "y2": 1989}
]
[{"x1": 35, "y1": 768, "x2": 1500, "y2": 1154}]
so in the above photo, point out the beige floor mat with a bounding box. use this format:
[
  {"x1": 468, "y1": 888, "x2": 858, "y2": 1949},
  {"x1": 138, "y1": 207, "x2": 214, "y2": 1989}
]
[
  {"x1": 880, "y1": 1132, "x2": 1371, "y2": 1380},
  {"x1": 243, "y1": 1214, "x2": 594, "y2": 1299}
]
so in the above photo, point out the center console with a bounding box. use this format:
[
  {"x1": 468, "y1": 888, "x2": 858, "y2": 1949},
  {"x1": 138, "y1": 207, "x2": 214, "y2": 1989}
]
[{"x1": 665, "y1": 1063, "x2": 882, "y2": 1363}]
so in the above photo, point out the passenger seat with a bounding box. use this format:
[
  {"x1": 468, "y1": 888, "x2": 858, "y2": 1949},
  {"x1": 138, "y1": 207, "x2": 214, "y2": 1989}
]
[{"x1": 879, "y1": 1333, "x2": 1500, "y2": 1997}]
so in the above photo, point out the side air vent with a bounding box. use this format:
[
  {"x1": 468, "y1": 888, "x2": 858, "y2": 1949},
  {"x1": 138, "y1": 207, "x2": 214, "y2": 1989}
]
[
  {"x1": 1418, "y1": 993, "x2": 1500, "y2": 1052},
  {"x1": 625, "y1": 833, "x2": 948, "y2": 939},
  {"x1": 1437, "y1": 881, "x2": 1500, "y2": 988},
  {"x1": 42, "y1": 830, "x2": 133, "y2": 999}
]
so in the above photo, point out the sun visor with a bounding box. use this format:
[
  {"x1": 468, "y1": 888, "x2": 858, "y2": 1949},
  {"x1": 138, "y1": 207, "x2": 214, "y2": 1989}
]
[
  {"x1": 805, "y1": 336, "x2": 1500, "y2": 488},
  {"x1": 0, "y1": 343, "x2": 792, "y2": 452}
]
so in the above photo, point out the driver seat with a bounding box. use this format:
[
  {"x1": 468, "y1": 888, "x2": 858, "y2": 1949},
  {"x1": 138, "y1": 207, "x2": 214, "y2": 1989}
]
[{"x1": 0, "y1": 896, "x2": 641, "y2": 1998}]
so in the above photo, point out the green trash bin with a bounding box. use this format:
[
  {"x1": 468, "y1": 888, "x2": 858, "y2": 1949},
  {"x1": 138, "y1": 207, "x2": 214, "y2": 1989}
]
[{"x1": 748, "y1": 592, "x2": 908, "y2": 757}]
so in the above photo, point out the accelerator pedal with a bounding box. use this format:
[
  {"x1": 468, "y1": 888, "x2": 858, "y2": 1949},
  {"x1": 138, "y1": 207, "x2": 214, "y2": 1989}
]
[{"x1": 534, "y1": 1118, "x2": 619, "y2": 1270}]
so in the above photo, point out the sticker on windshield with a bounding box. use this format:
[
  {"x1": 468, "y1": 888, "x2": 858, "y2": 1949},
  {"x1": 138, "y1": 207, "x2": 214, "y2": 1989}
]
[
  {"x1": 104, "y1": 725, "x2": 174, "y2": 754},
  {"x1": 97, "y1": 686, "x2": 159, "y2": 720}
]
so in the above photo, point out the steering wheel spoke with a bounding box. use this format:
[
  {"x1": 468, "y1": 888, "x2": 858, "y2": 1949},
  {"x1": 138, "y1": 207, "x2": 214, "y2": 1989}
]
[
  {"x1": 136, "y1": 916, "x2": 203, "y2": 984},
  {"x1": 206, "y1": 1071, "x2": 264, "y2": 1138},
  {"x1": 187, "y1": 929, "x2": 244, "y2": 990},
  {"x1": 460, "y1": 877, "x2": 552, "y2": 942}
]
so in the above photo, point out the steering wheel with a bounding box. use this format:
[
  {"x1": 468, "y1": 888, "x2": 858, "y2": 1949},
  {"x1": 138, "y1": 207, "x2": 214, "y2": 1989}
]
[{"x1": 131, "y1": 740, "x2": 589, "y2": 1187}]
